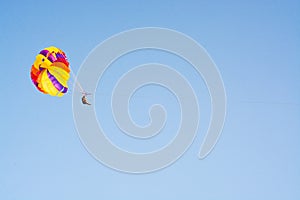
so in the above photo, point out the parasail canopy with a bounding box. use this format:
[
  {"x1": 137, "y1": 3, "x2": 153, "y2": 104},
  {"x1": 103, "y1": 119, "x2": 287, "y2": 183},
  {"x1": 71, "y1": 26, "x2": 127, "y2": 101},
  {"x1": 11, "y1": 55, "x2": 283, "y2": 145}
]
[{"x1": 30, "y1": 46, "x2": 70, "y2": 97}]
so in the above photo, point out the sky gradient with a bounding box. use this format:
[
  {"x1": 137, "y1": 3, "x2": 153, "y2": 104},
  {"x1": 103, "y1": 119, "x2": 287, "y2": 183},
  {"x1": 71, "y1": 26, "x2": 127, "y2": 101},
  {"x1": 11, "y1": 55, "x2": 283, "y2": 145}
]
[{"x1": 1, "y1": 0, "x2": 300, "y2": 199}]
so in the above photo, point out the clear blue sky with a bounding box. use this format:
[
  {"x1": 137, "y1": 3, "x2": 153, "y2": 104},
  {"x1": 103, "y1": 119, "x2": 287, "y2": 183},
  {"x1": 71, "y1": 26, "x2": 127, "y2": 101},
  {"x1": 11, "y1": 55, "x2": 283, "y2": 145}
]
[{"x1": 1, "y1": 0, "x2": 300, "y2": 199}]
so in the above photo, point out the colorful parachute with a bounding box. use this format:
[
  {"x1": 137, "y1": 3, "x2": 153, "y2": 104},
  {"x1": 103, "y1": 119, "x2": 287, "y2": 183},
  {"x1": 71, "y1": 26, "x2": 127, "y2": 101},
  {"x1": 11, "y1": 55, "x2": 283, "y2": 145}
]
[{"x1": 30, "y1": 46, "x2": 70, "y2": 97}]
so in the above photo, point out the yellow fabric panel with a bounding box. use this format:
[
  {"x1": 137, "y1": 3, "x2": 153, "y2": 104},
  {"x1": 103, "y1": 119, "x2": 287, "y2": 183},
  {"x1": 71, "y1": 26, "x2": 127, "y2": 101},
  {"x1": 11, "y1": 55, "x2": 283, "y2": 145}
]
[
  {"x1": 56, "y1": 91, "x2": 64, "y2": 97},
  {"x1": 52, "y1": 61, "x2": 70, "y2": 72},
  {"x1": 48, "y1": 67, "x2": 70, "y2": 87},
  {"x1": 33, "y1": 54, "x2": 52, "y2": 69},
  {"x1": 33, "y1": 54, "x2": 43, "y2": 69},
  {"x1": 40, "y1": 70, "x2": 63, "y2": 97},
  {"x1": 51, "y1": 63, "x2": 70, "y2": 80}
]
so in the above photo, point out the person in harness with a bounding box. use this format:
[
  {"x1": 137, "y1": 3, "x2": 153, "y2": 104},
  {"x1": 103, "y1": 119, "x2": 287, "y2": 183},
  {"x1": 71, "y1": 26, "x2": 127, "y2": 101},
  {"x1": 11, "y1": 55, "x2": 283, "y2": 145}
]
[{"x1": 81, "y1": 92, "x2": 91, "y2": 105}]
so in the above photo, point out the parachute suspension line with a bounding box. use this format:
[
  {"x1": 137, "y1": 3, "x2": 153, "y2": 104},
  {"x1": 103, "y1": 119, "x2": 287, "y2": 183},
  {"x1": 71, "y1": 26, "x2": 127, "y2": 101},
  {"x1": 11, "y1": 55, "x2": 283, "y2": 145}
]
[
  {"x1": 69, "y1": 67, "x2": 85, "y2": 94},
  {"x1": 68, "y1": 67, "x2": 92, "y2": 105}
]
